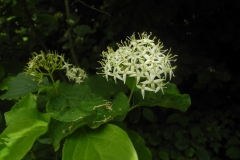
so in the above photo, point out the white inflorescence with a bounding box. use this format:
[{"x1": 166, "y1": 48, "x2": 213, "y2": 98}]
[
  {"x1": 98, "y1": 32, "x2": 177, "y2": 99},
  {"x1": 25, "y1": 51, "x2": 87, "y2": 84},
  {"x1": 64, "y1": 64, "x2": 87, "y2": 84}
]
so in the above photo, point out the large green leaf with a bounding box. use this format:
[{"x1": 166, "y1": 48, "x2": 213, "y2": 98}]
[
  {"x1": 48, "y1": 117, "x2": 93, "y2": 151},
  {"x1": 0, "y1": 73, "x2": 39, "y2": 100},
  {"x1": 47, "y1": 82, "x2": 129, "y2": 124},
  {"x1": 86, "y1": 75, "x2": 128, "y2": 99},
  {"x1": 48, "y1": 92, "x2": 130, "y2": 150},
  {"x1": 133, "y1": 83, "x2": 191, "y2": 112},
  {"x1": 11, "y1": 93, "x2": 36, "y2": 110},
  {"x1": 62, "y1": 124, "x2": 138, "y2": 160},
  {"x1": 46, "y1": 82, "x2": 91, "y2": 113},
  {"x1": 87, "y1": 92, "x2": 130, "y2": 128},
  {"x1": 0, "y1": 108, "x2": 49, "y2": 160}
]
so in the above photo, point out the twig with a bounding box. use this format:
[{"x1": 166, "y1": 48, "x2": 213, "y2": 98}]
[
  {"x1": 73, "y1": 0, "x2": 111, "y2": 16},
  {"x1": 64, "y1": 0, "x2": 79, "y2": 66}
]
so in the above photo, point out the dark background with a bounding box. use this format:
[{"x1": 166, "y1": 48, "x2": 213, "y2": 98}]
[{"x1": 1, "y1": 0, "x2": 240, "y2": 159}]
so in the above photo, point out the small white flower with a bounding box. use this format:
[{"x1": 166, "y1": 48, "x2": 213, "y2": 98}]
[
  {"x1": 62, "y1": 62, "x2": 72, "y2": 71},
  {"x1": 141, "y1": 73, "x2": 164, "y2": 90},
  {"x1": 137, "y1": 84, "x2": 155, "y2": 99}
]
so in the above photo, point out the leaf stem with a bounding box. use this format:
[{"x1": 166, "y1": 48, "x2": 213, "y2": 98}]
[{"x1": 128, "y1": 105, "x2": 137, "y2": 112}]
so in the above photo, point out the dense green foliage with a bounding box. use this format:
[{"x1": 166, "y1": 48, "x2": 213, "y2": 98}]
[{"x1": 1, "y1": 0, "x2": 240, "y2": 160}]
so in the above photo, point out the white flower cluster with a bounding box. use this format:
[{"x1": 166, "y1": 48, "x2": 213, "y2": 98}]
[
  {"x1": 25, "y1": 51, "x2": 87, "y2": 84},
  {"x1": 64, "y1": 64, "x2": 87, "y2": 84},
  {"x1": 98, "y1": 32, "x2": 177, "y2": 99}
]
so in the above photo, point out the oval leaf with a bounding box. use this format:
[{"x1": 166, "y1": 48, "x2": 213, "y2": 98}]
[
  {"x1": 62, "y1": 124, "x2": 138, "y2": 160},
  {"x1": 133, "y1": 83, "x2": 191, "y2": 112},
  {"x1": 73, "y1": 25, "x2": 91, "y2": 36},
  {"x1": 0, "y1": 108, "x2": 49, "y2": 160},
  {"x1": 0, "y1": 73, "x2": 39, "y2": 100}
]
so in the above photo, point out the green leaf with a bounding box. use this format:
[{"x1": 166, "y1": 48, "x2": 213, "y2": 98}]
[
  {"x1": 11, "y1": 93, "x2": 36, "y2": 110},
  {"x1": 225, "y1": 147, "x2": 240, "y2": 159},
  {"x1": 196, "y1": 147, "x2": 210, "y2": 160},
  {"x1": 210, "y1": 142, "x2": 221, "y2": 153},
  {"x1": 5, "y1": 108, "x2": 50, "y2": 126},
  {"x1": 50, "y1": 83, "x2": 129, "y2": 125},
  {"x1": 86, "y1": 75, "x2": 128, "y2": 99},
  {"x1": 0, "y1": 108, "x2": 49, "y2": 160},
  {"x1": 46, "y1": 82, "x2": 91, "y2": 113},
  {"x1": 37, "y1": 79, "x2": 56, "y2": 94},
  {"x1": 184, "y1": 147, "x2": 195, "y2": 157},
  {"x1": 166, "y1": 113, "x2": 181, "y2": 123},
  {"x1": 142, "y1": 108, "x2": 155, "y2": 122},
  {"x1": 37, "y1": 14, "x2": 57, "y2": 24},
  {"x1": 73, "y1": 25, "x2": 91, "y2": 36},
  {"x1": 125, "y1": 77, "x2": 137, "y2": 90},
  {"x1": 37, "y1": 14, "x2": 58, "y2": 31},
  {"x1": 158, "y1": 94, "x2": 190, "y2": 112},
  {"x1": 127, "y1": 129, "x2": 152, "y2": 160},
  {"x1": 62, "y1": 43, "x2": 70, "y2": 50},
  {"x1": 158, "y1": 151, "x2": 169, "y2": 160},
  {"x1": 0, "y1": 76, "x2": 13, "y2": 91},
  {"x1": 176, "y1": 156, "x2": 186, "y2": 160},
  {"x1": 38, "y1": 138, "x2": 52, "y2": 144},
  {"x1": 66, "y1": 14, "x2": 79, "y2": 26},
  {"x1": 133, "y1": 83, "x2": 191, "y2": 112},
  {"x1": 175, "y1": 138, "x2": 190, "y2": 150},
  {"x1": 87, "y1": 92, "x2": 130, "y2": 128},
  {"x1": 62, "y1": 124, "x2": 138, "y2": 160},
  {"x1": 48, "y1": 117, "x2": 93, "y2": 151},
  {"x1": 47, "y1": 83, "x2": 129, "y2": 150},
  {"x1": 0, "y1": 73, "x2": 39, "y2": 100},
  {"x1": 86, "y1": 75, "x2": 117, "y2": 99},
  {"x1": 128, "y1": 107, "x2": 141, "y2": 123}
]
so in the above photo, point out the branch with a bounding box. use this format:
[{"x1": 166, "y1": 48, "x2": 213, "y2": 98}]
[
  {"x1": 73, "y1": 0, "x2": 111, "y2": 17},
  {"x1": 64, "y1": 0, "x2": 79, "y2": 66}
]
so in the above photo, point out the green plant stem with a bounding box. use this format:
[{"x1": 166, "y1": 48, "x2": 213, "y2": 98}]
[
  {"x1": 128, "y1": 105, "x2": 137, "y2": 112},
  {"x1": 128, "y1": 79, "x2": 136, "y2": 103},
  {"x1": 48, "y1": 72, "x2": 58, "y2": 94},
  {"x1": 49, "y1": 73, "x2": 55, "y2": 84}
]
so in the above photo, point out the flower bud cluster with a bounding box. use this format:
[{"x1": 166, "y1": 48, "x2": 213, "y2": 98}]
[
  {"x1": 24, "y1": 50, "x2": 87, "y2": 84},
  {"x1": 98, "y1": 32, "x2": 177, "y2": 98}
]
